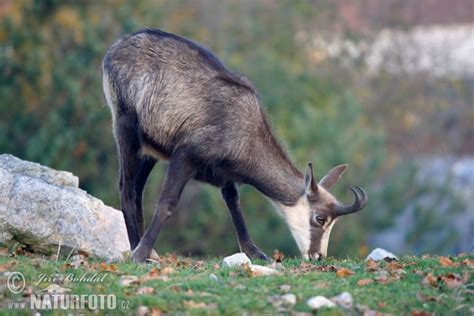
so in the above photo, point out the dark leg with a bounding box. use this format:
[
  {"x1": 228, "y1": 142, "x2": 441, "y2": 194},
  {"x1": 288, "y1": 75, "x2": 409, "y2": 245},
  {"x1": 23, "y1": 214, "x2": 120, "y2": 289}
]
[
  {"x1": 115, "y1": 115, "x2": 142, "y2": 250},
  {"x1": 132, "y1": 152, "x2": 194, "y2": 262},
  {"x1": 134, "y1": 156, "x2": 157, "y2": 236},
  {"x1": 221, "y1": 183, "x2": 269, "y2": 261}
]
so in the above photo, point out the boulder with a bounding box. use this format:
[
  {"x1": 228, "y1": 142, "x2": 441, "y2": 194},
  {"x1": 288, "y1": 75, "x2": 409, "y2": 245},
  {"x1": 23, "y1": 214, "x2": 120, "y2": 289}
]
[{"x1": 0, "y1": 154, "x2": 130, "y2": 260}]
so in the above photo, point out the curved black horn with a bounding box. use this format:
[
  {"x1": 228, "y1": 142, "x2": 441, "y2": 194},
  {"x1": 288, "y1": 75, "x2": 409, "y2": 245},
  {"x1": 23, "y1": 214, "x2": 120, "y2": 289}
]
[{"x1": 335, "y1": 186, "x2": 368, "y2": 216}]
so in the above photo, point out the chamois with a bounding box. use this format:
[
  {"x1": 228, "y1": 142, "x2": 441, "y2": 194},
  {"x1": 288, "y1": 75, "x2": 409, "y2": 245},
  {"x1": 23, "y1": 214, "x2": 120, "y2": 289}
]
[{"x1": 102, "y1": 29, "x2": 367, "y2": 262}]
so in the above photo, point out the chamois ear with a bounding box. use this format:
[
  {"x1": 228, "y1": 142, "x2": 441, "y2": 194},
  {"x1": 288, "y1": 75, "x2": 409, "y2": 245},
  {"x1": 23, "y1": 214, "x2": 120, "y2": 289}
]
[
  {"x1": 304, "y1": 163, "x2": 319, "y2": 201},
  {"x1": 319, "y1": 164, "x2": 348, "y2": 190}
]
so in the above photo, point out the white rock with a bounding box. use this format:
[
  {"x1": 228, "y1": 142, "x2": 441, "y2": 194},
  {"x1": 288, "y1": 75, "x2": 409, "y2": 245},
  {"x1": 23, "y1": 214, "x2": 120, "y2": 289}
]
[
  {"x1": 366, "y1": 248, "x2": 398, "y2": 261},
  {"x1": 331, "y1": 291, "x2": 353, "y2": 308},
  {"x1": 222, "y1": 252, "x2": 251, "y2": 267},
  {"x1": 0, "y1": 154, "x2": 79, "y2": 188},
  {"x1": 281, "y1": 293, "x2": 297, "y2": 306},
  {"x1": 249, "y1": 264, "x2": 279, "y2": 276},
  {"x1": 0, "y1": 154, "x2": 130, "y2": 260},
  {"x1": 307, "y1": 296, "x2": 336, "y2": 310},
  {"x1": 136, "y1": 306, "x2": 150, "y2": 316},
  {"x1": 119, "y1": 275, "x2": 139, "y2": 287},
  {"x1": 209, "y1": 273, "x2": 219, "y2": 282}
]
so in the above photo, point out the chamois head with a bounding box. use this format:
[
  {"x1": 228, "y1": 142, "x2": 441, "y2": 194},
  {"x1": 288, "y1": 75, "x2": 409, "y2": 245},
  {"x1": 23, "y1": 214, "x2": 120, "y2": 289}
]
[{"x1": 281, "y1": 163, "x2": 367, "y2": 260}]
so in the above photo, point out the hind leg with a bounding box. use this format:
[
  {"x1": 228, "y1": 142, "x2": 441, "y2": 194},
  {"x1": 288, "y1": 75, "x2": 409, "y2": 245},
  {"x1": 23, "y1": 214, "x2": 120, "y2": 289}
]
[
  {"x1": 115, "y1": 114, "x2": 143, "y2": 249},
  {"x1": 134, "y1": 156, "x2": 157, "y2": 236}
]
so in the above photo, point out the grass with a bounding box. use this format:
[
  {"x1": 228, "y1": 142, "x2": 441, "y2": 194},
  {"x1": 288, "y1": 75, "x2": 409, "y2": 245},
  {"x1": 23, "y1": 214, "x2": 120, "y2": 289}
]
[{"x1": 0, "y1": 250, "x2": 472, "y2": 315}]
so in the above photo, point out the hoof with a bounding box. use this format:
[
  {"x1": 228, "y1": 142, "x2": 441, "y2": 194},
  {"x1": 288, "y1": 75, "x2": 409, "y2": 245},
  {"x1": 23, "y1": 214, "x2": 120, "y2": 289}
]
[
  {"x1": 245, "y1": 246, "x2": 270, "y2": 262},
  {"x1": 131, "y1": 245, "x2": 151, "y2": 263}
]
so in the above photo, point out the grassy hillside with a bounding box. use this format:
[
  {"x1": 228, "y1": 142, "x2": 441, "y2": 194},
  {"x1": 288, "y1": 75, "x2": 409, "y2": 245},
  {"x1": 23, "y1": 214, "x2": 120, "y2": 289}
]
[{"x1": 0, "y1": 250, "x2": 472, "y2": 315}]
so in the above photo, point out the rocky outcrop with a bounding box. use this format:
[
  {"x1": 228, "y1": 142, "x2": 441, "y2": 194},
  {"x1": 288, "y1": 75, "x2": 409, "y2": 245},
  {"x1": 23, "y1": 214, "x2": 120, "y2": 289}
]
[
  {"x1": 370, "y1": 156, "x2": 474, "y2": 255},
  {"x1": 0, "y1": 154, "x2": 130, "y2": 260}
]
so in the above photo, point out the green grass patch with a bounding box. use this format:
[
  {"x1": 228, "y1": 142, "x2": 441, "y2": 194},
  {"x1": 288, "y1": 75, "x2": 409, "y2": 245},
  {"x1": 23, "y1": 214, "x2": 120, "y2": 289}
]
[{"x1": 0, "y1": 251, "x2": 472, "y2": 315}]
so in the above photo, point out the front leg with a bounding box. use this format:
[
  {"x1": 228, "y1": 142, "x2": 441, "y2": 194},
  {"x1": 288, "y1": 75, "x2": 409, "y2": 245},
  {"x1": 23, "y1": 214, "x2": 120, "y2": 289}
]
[
  {"x1": 132, "y1": 152, "x2": 194, "y2": 263},
  {"x1": 221, "y1": 183, "x2": 269, "y2": 261}
]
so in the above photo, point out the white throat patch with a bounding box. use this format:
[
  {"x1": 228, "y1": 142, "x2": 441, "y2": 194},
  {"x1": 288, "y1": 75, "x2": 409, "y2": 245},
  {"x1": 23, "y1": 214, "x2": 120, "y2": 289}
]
[
  {"x1": 320, "y1": 218, "x2": 337, "y2": 257},
  {"x1": 275, "y1": 197, "x2": 311, "y2": 259}
]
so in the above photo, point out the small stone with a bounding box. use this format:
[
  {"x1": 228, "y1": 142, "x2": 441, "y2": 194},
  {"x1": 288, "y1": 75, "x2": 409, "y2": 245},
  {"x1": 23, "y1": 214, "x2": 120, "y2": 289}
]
[
  {"x1": 366, "y1": 248, "x2": 397, "y2": 261},
  {"x1": 307, "y1": 296, "x2": 336, "y2": 310},
  {"x1": 331, "y1": 291, "x2": 353, "y2": 308},
  {"x1": 249, "y1": 264, "x2": 279, "y2": 276},
  {"x1": 137, "y1": 286, "x2": 154, "y2": 295},
  {"x1": 222, "y1": 253, "x2": 251, "y2": 267},
  {"x1": 209, "y1": 273, "x2": 219, "y2": 282},
  {"x1": 119, "y1": 275, "x2": 139, "y2": 287},
  {"x1": 281, "y1": 293, "x2": 297, "y2": 306},
  {"x1": 136, "y1": 306, "x2": 149, "y2": 316}
]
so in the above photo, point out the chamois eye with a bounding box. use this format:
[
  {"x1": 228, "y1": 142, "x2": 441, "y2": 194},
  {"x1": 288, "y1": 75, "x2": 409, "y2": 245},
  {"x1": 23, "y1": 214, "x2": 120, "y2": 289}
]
[
  {"x1": 311, "y1": 214, "x2": 326, "y2": 226},
  {"x1": 316, "y1": 215, "x2": 326, "y2": 225}
]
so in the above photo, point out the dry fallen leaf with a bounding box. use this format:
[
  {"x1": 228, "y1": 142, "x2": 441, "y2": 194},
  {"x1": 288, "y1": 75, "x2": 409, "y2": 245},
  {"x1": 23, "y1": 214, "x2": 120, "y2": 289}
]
[
  {"x1": 273, "y1": 249, "x2": 285, "y2": 262},
  {"x1": 413, "y1": 269, "x2": 425, "y2": 276},
  {"x1": 336, "y1": 268, "x2": 355, "y2": 278},
  {"x1": 366, "y1": 259, "x2": 380, "y2": 272},
  {"x1": 411, "y1": 311, "x2": 433, "y2": 316},
  {"x1": 141, "y1": 269, "x2": 169, "y2": 283},
  {"x1": 148, "y1": 267, "x2": 160, "y2": 277},
  {"x1": 421, "y1": 273, "x2": 438, "y2": 287},
  {"x1": 439, "y1": 256, "x2": 459, "y2": 267},
  {"x1": 461, "y1": 258, "x2": 474, "y2": 268},
  {"x1": 0, "y1": 262, "x2": 17, "y2": 272},
  {"x1": 99, "y1": 262, "x2": 119, "y2": 272},
  {"x1": 416, "y1": 292, "x2": 439, "y2": 302},
  {"x1": 440, "y1": 272, "x2": 467, "y2": 289},
  {"x1": 357, "y1": 278, "x2": 374, "y2": 286},
  {"x1": 161, "y1": 267, "x2": 175, "y2": 275},
  {"x1": 193, "y1": 260, "x2": 205, "y2": 269},
  {"x1": 386, "y1": 261, "x2": 404, "y2": 271},
  {"x1": 291, "y1": 262, "x2": 337, "y2": 274}
]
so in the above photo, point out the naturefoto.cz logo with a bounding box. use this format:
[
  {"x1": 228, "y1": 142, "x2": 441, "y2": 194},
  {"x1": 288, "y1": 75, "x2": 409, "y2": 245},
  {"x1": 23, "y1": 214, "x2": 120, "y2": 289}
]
[{"x1": 5, "y1": 271, "x2": 131, "y2": 311}]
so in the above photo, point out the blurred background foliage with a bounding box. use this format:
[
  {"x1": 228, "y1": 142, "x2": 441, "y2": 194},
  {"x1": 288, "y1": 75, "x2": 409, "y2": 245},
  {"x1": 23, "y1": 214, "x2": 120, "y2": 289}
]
[{"x1": 1, "y1": 0, "x2": 472, "y2": 257}]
